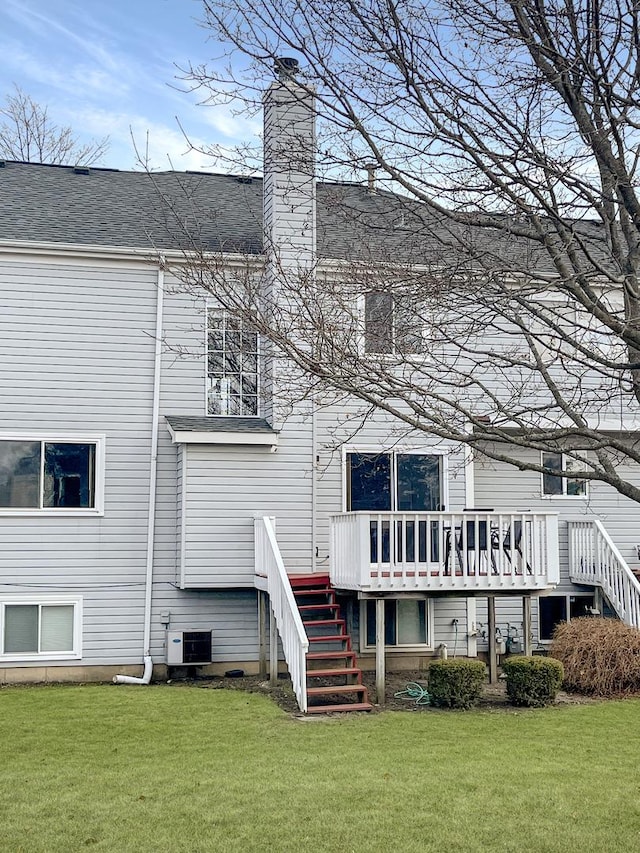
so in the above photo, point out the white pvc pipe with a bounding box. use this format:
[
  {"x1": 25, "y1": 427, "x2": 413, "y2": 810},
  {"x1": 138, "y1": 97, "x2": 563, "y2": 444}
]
[
  {"x1": 114, "y1": 260, "x2": 164, "y2": 685},
  {"x1": 113, "y1": 655, "x2": 153, "y2": 685}
]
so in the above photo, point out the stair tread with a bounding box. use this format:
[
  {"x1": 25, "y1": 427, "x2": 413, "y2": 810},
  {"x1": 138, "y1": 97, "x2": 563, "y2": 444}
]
[
  {"x1": 289, "y1": 574, "x2": 331, "y2": 589},
  {"x1": 293, "y1": 589, "x2": 334, "y2": 597},
  {"x1": 307, "y1": 684, "x2": 368, "y2": 696},
  {"x1": 307, "y1": 634, "x2": 349, "y2": 643},
  {"x1": 307, "y1": 667, "x2": 362, "y2": 678},
  {"x1": 298, "y1": 604, "x2": 339, "y2": 612},
  {"x1": 306, "y1": 651, "x2": 356, "y2": 660},
  {"x1": 302, "y1": 618, "x2": 345, "y2": 626},
  {"x1": 306, "y1": 702, "x2": 373, "y2": 714}
]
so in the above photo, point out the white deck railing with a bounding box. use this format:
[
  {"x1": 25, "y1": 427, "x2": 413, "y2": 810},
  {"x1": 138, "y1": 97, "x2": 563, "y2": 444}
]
[
  {"x1": 331, "y1": 511, "x2": 559, "y2": 593},
  {"x1": 254, "y1": 517, "x2": 309, "y2": 712},
  {"x1": 568, "y1": 519, "x2": 640, "y2": 628}
]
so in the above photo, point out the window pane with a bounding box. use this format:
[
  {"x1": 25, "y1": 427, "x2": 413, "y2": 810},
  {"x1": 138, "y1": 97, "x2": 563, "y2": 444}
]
[
  {"x1": 4, "y1": 605, "x2": 38, "y2": 653},
  {"x1": 394, "y1": 297, "x2": 423, "y2": 355},
  {"x1": 41, "y1": 605, "x2": 74, "y2": 651},
  {"x1": 365, "y1": 291, "x2": 393, "y2": 354},
  {"x1": 0, "y1": 440, "x2": 40, "y2": 508},
  {"x1": 539, "y1": 596, "x2": 567, "y2": 641},
  {"x1": 565, "y1": 457, "x2": 587, "y2": 496},
  {"x1": 397, "y1": 455, "x2": 442, "y2": 511},
  {"x1": 43, "y1": 444, "x2": 95, "y2": 508},
  {"x1": 347, "y1": 453, "x2": 391, "y2": 511},
  {"x1": 207, "y1": 310, "x2": 259, "y2": 416},
  {"x1": 366, "y1": 600, "x2": 396, "y2": 646},
  {"x1": 396, "y1": 600, "x2": 427, "y2": 645},
  {"x1": 542, "y1": 452, "x2": 563, "y2": 495}
]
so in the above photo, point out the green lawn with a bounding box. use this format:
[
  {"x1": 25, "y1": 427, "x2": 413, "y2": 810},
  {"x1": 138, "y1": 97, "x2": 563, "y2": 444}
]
[{"x1": 2, "y1": 685, "x2": 640, "y2": 852}]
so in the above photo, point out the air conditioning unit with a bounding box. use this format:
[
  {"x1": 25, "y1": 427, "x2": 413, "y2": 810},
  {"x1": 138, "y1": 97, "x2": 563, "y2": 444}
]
[{"x1": 166, "y1": 630, "x2": 212, "y2": 666}]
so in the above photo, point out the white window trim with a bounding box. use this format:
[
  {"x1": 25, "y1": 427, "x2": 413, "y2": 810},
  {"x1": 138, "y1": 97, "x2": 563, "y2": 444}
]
[
  {"x1": 341, "y1": 444, "x2": 450, "y2": 513},
  {"x1": 0, "y1": 595, "x2": 83, "y2": 661},
  {"x1": 0, "y1": 432, "x2": 105, "y2": 516},
  {"x1": 540, "y1": 451, "x2": 588, "y2": 500},
  {"x1": 205, "y1": 303, "x2": 261, "y2": 418},
  {"x1": 359, "y1": 597, "x2": 434, "y2": 652}
]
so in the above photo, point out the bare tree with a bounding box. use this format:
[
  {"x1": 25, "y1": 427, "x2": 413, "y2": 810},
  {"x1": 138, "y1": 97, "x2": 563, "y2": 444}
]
[
  {"x1": 0, "y1": 85, "x2": 109, "y2": 165},
  {"x1": 176, "y1": 0, "x2": 640, "y2": 503}
]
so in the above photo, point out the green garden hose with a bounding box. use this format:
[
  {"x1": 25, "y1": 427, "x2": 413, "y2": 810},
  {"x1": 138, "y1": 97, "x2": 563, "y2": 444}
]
[{"x1": 393, "y1": 681, "x2": 430, "y2": 705}]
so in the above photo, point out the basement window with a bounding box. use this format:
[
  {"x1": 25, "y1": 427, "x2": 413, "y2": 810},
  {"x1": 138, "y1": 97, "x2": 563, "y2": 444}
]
[
  {"x1": 538, "y1": 594, "x2": 595, "y2": 641},
  {"x1": 363, "y1": 599, "x2": 431, "y2": 648},
  {"x1": 1, "y1": 597, "x2": 82, "y2": 660},
  {"x1": 0, "y1": 436, "x2": 103, "y2": 514}
]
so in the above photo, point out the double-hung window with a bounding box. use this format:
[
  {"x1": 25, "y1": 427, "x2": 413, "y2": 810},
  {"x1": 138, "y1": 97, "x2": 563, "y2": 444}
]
[
  {"x1": 1, "y1": 597, "x2": 82, "y2": 660},
  {"x1": 364, "y1": 291, "x2": 423, "y2": 355},
  {"x1": 541, "y1": 452, "x2": 587, "y2": 497},
  {"x1": 207, "y1": 309, "x2": 259, "y2": 416},
  {"x1": 0, "y1": 436, "x2": 103, "y2": 514}
]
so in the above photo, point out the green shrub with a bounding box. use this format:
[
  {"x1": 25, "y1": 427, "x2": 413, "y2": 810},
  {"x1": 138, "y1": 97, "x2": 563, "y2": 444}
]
[
  {"x1": 428, "y1": 659, "x2": 486, "y2": 709},
  {"x1": 501, "y1": 656, "x2": 564, "y2": 707},
  {"x1": 550, "y1": 617, "x2": 640, "y2": 696}
]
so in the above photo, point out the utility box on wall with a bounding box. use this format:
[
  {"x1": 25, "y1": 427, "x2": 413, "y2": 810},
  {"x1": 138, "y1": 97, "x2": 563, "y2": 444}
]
[{"x1": 166, "y1": 630, "x2": 213, "y2": 665}]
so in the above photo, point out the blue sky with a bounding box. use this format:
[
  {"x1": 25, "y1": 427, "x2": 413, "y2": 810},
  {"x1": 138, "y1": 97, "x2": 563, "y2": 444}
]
[{"x1": 0, "y1": 0, "x2": 261, "y2": 171}]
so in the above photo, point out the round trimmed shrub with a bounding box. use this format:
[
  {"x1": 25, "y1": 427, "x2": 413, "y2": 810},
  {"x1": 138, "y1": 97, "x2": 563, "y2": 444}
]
[
  {"x1": 550, "y1": 617, "x2": 640, "y2": 696},
  {"x1": 428, "y1": 659, "x2": 486, "y2": 709},
  {"x1": 501, "y1": 656, "x2": 563, "y2": 707}
]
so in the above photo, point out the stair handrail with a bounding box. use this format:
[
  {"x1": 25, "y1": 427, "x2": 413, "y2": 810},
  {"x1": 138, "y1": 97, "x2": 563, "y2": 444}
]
[
  {"x1": 255, "y1": 517, "x2": 309, "y2": 712},
  {"x1": 568, "y1": 519, "x2": 640, "y2": 628}
]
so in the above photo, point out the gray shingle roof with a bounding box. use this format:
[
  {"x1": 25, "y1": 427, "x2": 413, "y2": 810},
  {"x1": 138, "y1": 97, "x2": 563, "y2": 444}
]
[
  {"x1": 0, "y1": 160, "x2": 469, "y2": 262},
  {"x1": 0, "y1": 160, "x2": 611, "y2": 273},
  {"x1": 165, "y1": 416, "x2": 277, "y2": 434}
]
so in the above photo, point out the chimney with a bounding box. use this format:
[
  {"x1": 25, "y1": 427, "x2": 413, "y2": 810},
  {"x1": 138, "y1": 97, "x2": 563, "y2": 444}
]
[{"x1": 263, "y1": 57, "x2": 316, "y2": 274}]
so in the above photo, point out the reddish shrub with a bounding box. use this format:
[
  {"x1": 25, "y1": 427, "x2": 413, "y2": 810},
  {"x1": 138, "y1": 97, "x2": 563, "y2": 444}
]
[{"x1": 550, "y1": 617, "x2": 640, "y2": 696}]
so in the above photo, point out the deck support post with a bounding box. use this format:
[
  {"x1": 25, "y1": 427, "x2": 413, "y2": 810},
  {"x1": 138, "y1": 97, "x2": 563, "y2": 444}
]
[
  {"x1": 269, "y1": 604, "x2": 278, "y2": 686},
  {"x1": 487, "y1": 595, "x2": 498, "y2": 684},
  {"x1": 522, "y1": 595, "x2": 532, "y2": 656},
  {"x1": 258, "y1": 590, "x2": 268, "y2": 677},
  {"x1": 375, "y1": 597, "x2": 386, "y2": 704}
]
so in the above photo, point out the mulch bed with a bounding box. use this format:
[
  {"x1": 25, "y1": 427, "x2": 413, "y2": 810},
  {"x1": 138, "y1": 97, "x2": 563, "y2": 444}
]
[{"x1": 184, "y1": 670, "x2": 596, "y2": 714}]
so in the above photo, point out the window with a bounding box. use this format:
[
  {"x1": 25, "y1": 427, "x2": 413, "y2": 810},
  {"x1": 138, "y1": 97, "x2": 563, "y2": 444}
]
[
  {"x1": 0, "y1": 436, "x2": 103, "y2": 514},
  {"x1": 346, "y1": 451, "x2": 444, "y2": 512},
  {"x1": 541, "y1": 452, "x2": 587, "y2": 497},
  {"x1": 364, "y1": 291, "x2": 423, "y2": 355},
  {"x1": 1, "y1": 597, "x2": 82, "y2": 659},
  {"x1": 539, "y1": 594, "x2": 594, "y2": 641},
  {"x1": 207, "y1": 309, "x2": 259, "y2": 416},
  {"x1": 364, "y1": 599, "x2": 430, "y2": 647}
]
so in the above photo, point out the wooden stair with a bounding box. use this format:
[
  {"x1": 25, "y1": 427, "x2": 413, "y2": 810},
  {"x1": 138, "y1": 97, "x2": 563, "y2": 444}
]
[{"x1": 290, "y1": 574, "x2": 372, "y2": 714}]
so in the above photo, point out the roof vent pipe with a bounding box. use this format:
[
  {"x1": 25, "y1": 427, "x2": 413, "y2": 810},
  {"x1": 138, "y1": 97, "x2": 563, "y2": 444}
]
[
  {"x1": 364, "y1": 163, "x2": 378, "y2": 192},
  {"x1": 274, "y1": 56, "x2": 300, "y2": 80}
]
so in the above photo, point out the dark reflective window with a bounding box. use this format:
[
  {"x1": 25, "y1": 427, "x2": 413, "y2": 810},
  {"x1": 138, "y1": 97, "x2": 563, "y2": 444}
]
[
  {"x1": 0, "y1": 440, "x2": 96, "y2": 509},
  {"x1": 347, "y1": 453, "x2": 391, "y2": 511},
  {"x1": 44, "y1": 443, "x2": 95, "y2": 508},
  {"x1": 0, "y1": 441, "x2": 40, "y2": 507}
]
